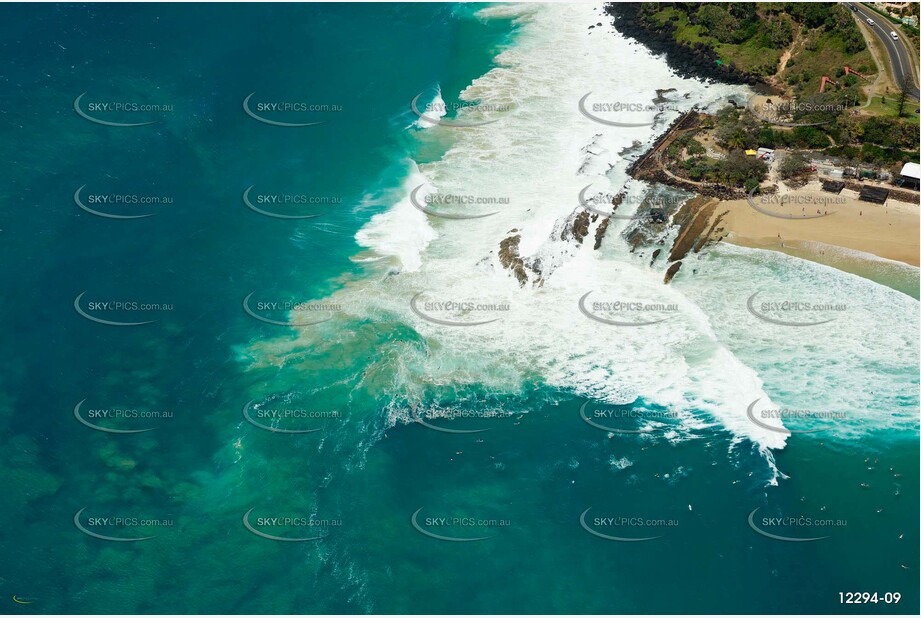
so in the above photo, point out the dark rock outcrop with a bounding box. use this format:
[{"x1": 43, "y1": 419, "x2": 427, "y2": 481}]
[
  {"x1": 561, "y1": 209, "x2": 593, "y2": 244},
  {"x1": 498, "y1": 231, "x2": 529, "y2": 286},
  {"x1": 663, "y1": 261, "x2": 682, "y2": 284},
  {"x1": 668, "y1": 196, "x2": 719, "y2": 262},
  {"x1": 603, "y1": 3, "x2": 762, "y2": 86},
  {"x1": 594, "y1": 217, "x2": 610, "y2": 250}
]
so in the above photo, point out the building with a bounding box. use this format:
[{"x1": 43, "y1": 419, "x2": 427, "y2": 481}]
[
  {"x1": 859, "y1": 186, "x2": 890, "y2": 204},
  {"x1": 897, "y1": 162, "x2": 920, "y2": 190},
  {"x1": 878, "y1": 2, "x2": 914, "y2": 14}
]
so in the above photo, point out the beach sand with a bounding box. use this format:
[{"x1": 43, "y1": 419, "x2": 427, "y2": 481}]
[{"x1": 718, "y1": 180, "x2": 920, "y2": 267}]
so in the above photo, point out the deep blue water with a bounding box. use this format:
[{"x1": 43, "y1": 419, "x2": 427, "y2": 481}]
[{"x1": 0, "y1": 3, "x2": 918, "y2": 615}]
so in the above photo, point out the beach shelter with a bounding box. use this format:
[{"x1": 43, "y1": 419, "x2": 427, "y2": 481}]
[
  {"x1": 898, "y1": 162, "x2": 920, "y2": 190},
  {"x1": 859, "y1": 186, "x2": 889, "y2": 205}
]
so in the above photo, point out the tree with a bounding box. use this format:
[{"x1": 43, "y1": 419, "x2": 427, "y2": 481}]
[
  {"x1": 896, "y1": 75, "x2": 910, "y2": 118},
  {"x1": 718, "y1": 149, "x2": 768, "y2": 188},
  {"x1": 767, "y1": 16, "x2": 793, "y2": 47},
  {"x1": 836, "y1": 114, "x2": 864, "y2": 146},
  {"x1": 697, "y1": 5, "x2": 741, "y2": 42},
  {"x1": 779, "y1": 152, "x2": 811, "y2": 179}
]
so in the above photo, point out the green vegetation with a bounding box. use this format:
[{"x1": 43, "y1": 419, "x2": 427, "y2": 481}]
[
  {"x1": 859, "y1": 2, "x2": 920, "y2": 41},
  {"x1": 708, "y1": 100, "x2": 920, "y2": 166},
  {"x1": 678, "y1": 151, "x2": 768, "y2": 191},
  {"x1": 825, "y1": 113, "x2": 921, "y2": 164},
  {"x1": 635, "y1": 3, "x2": 918, "y2": 174},
  {"x1": 667, "y1": 132, "x2": 707, "y2": 158},
  {"x1": 675, "y1": 125, "x2": 769, "y2": 191},
  {"x1": 865, "y1": 94, "x2": 921, "y2": 123},
  {"x1": 779, "y1": 152, "x2": 811, "y2": 179},
  {"x1": 634, "y1": 3, "x2": 876, "y2": 91}
]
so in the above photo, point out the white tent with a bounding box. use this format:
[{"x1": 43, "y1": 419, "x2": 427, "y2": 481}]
[{"x1": 899, "y1": 162, "x2": 921, "y2": 180}]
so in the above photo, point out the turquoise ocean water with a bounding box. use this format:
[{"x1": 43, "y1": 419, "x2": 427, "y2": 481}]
[{"x1": 0, "y1": 3, "x2": 918, "y2": 614}]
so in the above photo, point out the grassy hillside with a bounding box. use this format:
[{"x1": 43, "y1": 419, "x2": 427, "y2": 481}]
[{"x1": 632, "y1": 2, "x2": 877, "y2": 97}]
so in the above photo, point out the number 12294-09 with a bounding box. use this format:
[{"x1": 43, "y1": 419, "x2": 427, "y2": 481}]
[{"x1": 839, "y1": 592, "x2": 901, "y2": 604}]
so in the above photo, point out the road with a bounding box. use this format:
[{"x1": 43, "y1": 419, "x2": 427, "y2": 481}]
[{"x1": 851, "y1": 3, "x2": 920, "y2": 100}]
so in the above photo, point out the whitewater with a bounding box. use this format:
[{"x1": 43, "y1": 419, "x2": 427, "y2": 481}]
[{"x1": 249, "y1": 3, "x2": 919, "y2": 478}]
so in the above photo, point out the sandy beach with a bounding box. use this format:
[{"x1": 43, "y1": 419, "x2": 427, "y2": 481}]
[{"x1": 718, "y1": 180, "x2": 920, "y2": 267}]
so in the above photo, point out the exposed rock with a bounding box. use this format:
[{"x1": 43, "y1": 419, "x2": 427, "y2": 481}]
[
  {"x1": 603, "y1": 3, "x2": 764, "y2": 86},
  {"x1": 498, "y1": 231, "x2": 529, "y2": 286},
  {"x1": 628, "y1": 110, "x2": 703, "y2": 179},
  {"x1": 561, "y1": 209, "x2": 593, "y2": 244},
  {"x1": 622, "y1": 190, "x2": 686, "y2": 253},
  {"x1": 668, "y1": 196, "x2": 719, "y2": 262},
  {"x1": 650, "y1": 248, "x2": 661, "y2": 266},
  {"x1": 594, "y1": 216, "x2": 610, "y2": 250},
  {"x1": 663, "y1": 260, "x2": 682, "y2": 284},
  {"x1": 692, "y1": 209, "x2": 729, "y2": 253},
  {"x1": 653, "y1": 88, "x2": 678, "y2": 105}
]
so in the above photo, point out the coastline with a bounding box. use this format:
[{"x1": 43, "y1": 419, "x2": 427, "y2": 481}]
[
  {"x1": 617, "y1": 107, "x2": 919, "y2": 290},
  {"x1": 712, "y1": 180, "x2": 919, "y2": 293},
  {"x1": 602, "y1": 2, "x2": 919, "y2": 294},
  {"x1": 739, "y1": 238, "x2": 920, "y2": 298},
  {"x1": 603, "y1": 3, "x2": 765, "y2": 87}
]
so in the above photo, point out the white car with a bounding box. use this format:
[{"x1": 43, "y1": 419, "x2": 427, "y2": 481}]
[
  {"x1": 867, "y1": 18, "x2": 875, "y2": 25},
  {"x1": 891, "y1": 31, "x2": 899, "y2": 40}
]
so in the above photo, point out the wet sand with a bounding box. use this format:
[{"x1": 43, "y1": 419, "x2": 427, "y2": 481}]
[{"x1": 718, "y1": 181, "x2": 920, "y2": 267}]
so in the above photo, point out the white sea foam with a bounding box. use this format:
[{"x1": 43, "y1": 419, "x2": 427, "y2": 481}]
[
  {"x1": 261, "y1": 5, "x2": 917, "y2": 469},
  {"x1": 609, "y1": 456, "x2": 634, "y2": 471},
  {"x1": 345, "y1": 4, "x2": 790, "y2": 452},
  {"x1": 677, "y1": 243, "x2": 920, "y2": 442},
  {"x1": 411, "y1": 86, "x2": 446, "y2": 129},
  {"x1": 354, "y1": 162, "x2": 437, "y2": 273}
]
